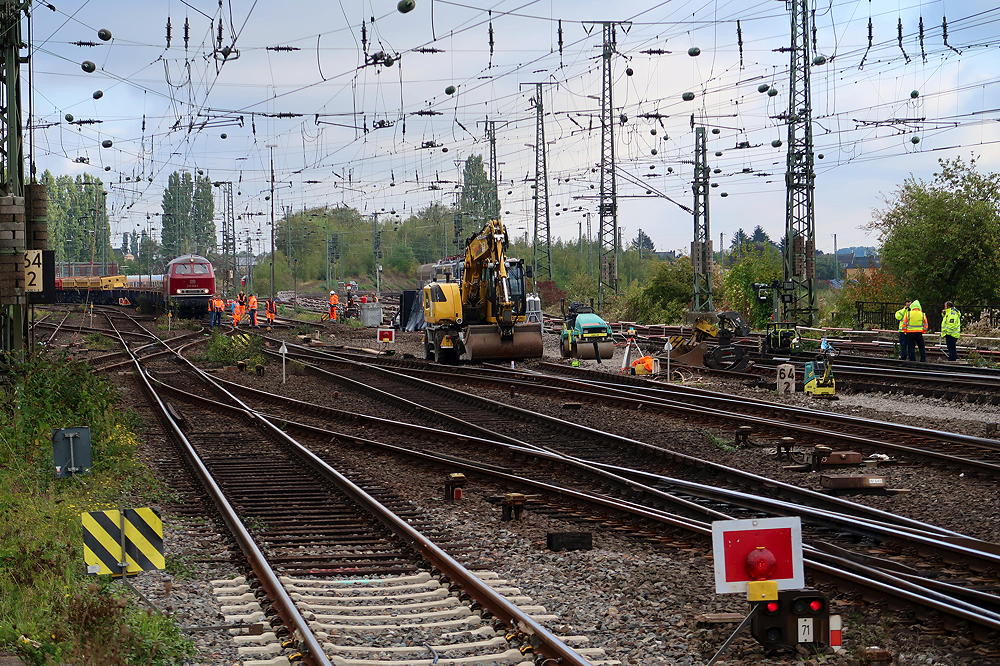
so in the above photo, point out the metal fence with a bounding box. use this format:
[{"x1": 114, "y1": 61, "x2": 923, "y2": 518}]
[{"x1": 855, "y1": 301, "x2": 1000, "y2": 331}]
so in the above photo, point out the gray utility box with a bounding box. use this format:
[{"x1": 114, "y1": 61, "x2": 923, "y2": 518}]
[
  {"x1": 53, "y1": 426, "x2": 92, "y2": 477},
  {"x1": 360, "y1": 302, "x2": 384, "y2": 327}
]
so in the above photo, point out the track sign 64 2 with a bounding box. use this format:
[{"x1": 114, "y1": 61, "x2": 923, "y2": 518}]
[{"x1": 23, "y1": 250, "x2": 42, "y2": 292}]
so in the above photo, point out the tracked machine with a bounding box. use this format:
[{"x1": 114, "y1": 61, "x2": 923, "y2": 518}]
[
  {"x1": 668, "y1": 311, "x2": 751, "y2": 370},
  {"x1": 422, "y1": 219, "x2": 544, "y2": 363}
]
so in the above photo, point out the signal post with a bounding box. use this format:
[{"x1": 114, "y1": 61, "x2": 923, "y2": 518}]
[{"x1": 708, "y1": 516, "x2": 839, "y2": 662}]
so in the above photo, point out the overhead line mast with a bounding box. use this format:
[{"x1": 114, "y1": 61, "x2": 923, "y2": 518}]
[
  {"x1": 596, "y1": 22, "x2": 621, "y2": 309},
  {"x1": 781, "y1": 0, "x2": 818, "y2": 326},
  {"x1": 692, "y1": 127, "x2": 713, "y2": 312},
  {"x1": 522, "y1": 82, "x2": 555, "y2": 282}
]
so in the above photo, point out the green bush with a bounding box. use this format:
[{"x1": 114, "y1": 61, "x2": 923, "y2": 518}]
[
  {"x1": 0, "y1": 355, "x2": 193, "y2": 664},
  {"x1": 202, "y1": 331, "x2": 265, "y2": 367}
]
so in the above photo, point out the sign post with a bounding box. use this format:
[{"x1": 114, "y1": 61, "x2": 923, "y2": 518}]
[
  {"x1": 23, "y1": 250, "x2": 42, "y2": 292},
  {"x1": 279, "y1": 342, "x2": 288, "y2": 384},
  {"x1": 663, "y1": 340, "x2": 673, "y2": 382},
  {"x1": 777, "y1": 363, "x2": 795, "y2": 394},
  {"x1": 707, "y1": 516, "x2": 824, "y2": 664}
]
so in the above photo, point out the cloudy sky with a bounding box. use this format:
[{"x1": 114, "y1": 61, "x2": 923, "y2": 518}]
[{"x1": 28, "y1": 0, "x2": 1000, "y2": 257}]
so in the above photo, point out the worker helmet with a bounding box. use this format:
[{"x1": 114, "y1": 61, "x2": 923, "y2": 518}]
[{"x1": 330, "y1": 290, "x2": 335, "y2": 295}]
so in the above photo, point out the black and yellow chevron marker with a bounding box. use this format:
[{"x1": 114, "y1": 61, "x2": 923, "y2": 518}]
[{"x1": 80, "y1": 507, "x2": 165, "y2": 575}]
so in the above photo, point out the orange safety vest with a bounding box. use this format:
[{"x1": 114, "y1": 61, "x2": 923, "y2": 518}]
[
  {"x1": 212, "y1": 298, "x2": 224, "y2": 311},
  {"x1": 329, "y1": 293, "x2": 339, "y2": 306},
  {"x1": 631, "y1": 355, "x2": 655, "y2": 373},
  {"x1": 265, "y1": 299, "x2": 276, "y2": 315},
  {"x1": 248, "y1": 295, "x2": 258, "y2": 309}
]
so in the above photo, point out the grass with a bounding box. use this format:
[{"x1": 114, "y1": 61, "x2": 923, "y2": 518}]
[
  {"x1": 704, "y1": 430, "x2": 738, "y2": 453},
  {"x1": 83, "y1": 333, "x2": 116, "y2": 350},
  {"x1": 0, "y1": 354, "x2": 194, "y2": 664},
  {"x1": 201, "y1": 331, "x2": 266, "y2": 367}
]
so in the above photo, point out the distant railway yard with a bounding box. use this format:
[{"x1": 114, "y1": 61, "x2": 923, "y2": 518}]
[
  {"x1": 4, "y1": 2, "x2": 1000, "y2": 664},
  {"x1": 11, "y1": 301, "x2": 997, "y2": 665}
]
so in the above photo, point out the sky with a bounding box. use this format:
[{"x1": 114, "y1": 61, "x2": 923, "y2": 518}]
[{"x1": 26, "y1": 0, "x2": 1000, "y2": 258}]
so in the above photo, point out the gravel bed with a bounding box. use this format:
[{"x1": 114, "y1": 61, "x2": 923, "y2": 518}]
[
  {"x1": 304, "y1": 439, "x2": 989, "y2": 665},
  {"x1": 181, "y1": 343, "x2": 998, "y2": 664},
  {"x1": 442, "y1": 378, "x2": 1000, "y2": 542}
]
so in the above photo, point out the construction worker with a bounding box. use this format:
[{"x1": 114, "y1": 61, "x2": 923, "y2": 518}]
[
  {"x1": 894, "y1": 300, "x2": 912, "y2": 361},
  {"x1": 232, "y1": 298, "x2": 244, "y2": 328},
  {"x1": 209, "y1": 294, "x2": 224, "y2": 328},
  {"x1": 236, "y1": 290, "x2": 247, "y2": 308},
  {"x1": 248, "y1": 293, "x2": 258, "y2": 327},
  {"x1": 941, "y1": 301, "x2": 962, "y2": 361},
  {"x1": 328, "y1": 290, "x2": 339, "y2": 321},
  {"x1": 206, "y1": 297, "x2": 216, "y2": 328},
  {"x1": 901, "y1": 299, "x2": 929, "y2": 362},
  {"x1": 265, "y1": 297, "x2": 277, "y2": 326}
]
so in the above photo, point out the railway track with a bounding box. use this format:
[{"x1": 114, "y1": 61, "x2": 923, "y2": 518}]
[
  {"x1": 103, "y1": 314, "x2": 599, "y2": 666},
  {"x1": 272, "y1": 343, "x2": 1000, "y2": 476},
  {"x1": 173, "y1": 338, "x2": 1000, "y2": 635}
]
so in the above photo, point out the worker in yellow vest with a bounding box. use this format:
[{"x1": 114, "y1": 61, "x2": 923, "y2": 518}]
[
  {"x1": 901, "y1": 300, "x2": 929, "y2": 362},
  {"x1": 894, "y1": 299, "x2": 911, "y2": 361},
  {"x1": 940, "y1": 301, "x2": 961, "y2": 361}
]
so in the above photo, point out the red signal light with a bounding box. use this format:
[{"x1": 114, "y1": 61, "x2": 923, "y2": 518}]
[
  {"x1": 809, "y1": 599, "x2": 823, "y2": 612},
  {"x1": 745, "y1": 546, "x2": 778, "y2": 580},
  {"x1": 765, "y1": 602, "x2": 780, "y2": 613}
]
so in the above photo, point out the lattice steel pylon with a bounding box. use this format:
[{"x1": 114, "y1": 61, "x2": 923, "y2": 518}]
[
  {"x1": 213, "y1": 181, "x2": 235, "y2": 294},
  {"x1": 0, "y1": 0, "x2": 25, "y2": 353},
  {"x1": 782, "y1": 0, "x2": 817, "y2": 325},
  {"x1": 485, "y1": 119, "x2": 500, "y2": 220},
  {"x1": 691, "y1": 127, "x2": 713, "y2": 312},
  {"x1": 529, "y1": 83, "x2": 552, "y2": 281},
  {"x1": 597, "y1": 23, "x2": 619, "y2": 308}
]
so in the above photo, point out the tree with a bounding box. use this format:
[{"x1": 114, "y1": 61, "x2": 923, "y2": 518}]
[
  {"x1": 729, "y1": 228, "x2": 750, "y2": 254},
  {"x1": 630, "y1": 229, "x2": 655, "y2": 256},
  {"x1": 617, "y1": 257, "x2": 693, "y2": 323},
  {"x1": 750, "y1": 225, "x2": 771, "y2": 245},
  {"x1": 459, "y1": 156, "x2": 499, "y2": 228},
  {"x1": 723, "y1": 244, "x2": 783, "y2": 327},
  {"x1": 873, "y1": 156, "x2": 1000, "y2": 309},
  {"x1": 160, "y1": 171, "x2": 215, "y2": 258}
]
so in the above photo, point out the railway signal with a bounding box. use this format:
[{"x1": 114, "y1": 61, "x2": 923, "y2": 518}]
[{"x1": 708, "y1": 516, "x2": 835, "y2": 660}]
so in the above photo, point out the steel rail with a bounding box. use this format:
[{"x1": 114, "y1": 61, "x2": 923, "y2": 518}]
[
  {"x1": 242, "y1": 352, "x2": 1000, "y2": 572},
  {"x1": 206, "y1": 373, "x2": 984, "y2": 546},
  {"x1": 262, "y1": 341, "x2": 974, "y2": 537},
  {"x1": 104, "y1": 318, "x2": 332, "y2": 666},
  {"x1": 125, "y1": 317, "x2": 591, "y2": 666},
  {"x1": 173, "y1": 388, "x2": 1000, "y2": 632}
]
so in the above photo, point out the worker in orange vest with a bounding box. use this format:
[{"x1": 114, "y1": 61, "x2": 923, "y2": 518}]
[
  {"x1": 232, "y1": 299, "x2": 244, "y2": 327},
  {"x1": 247, "y1": 293, "x2": 259, "y2": 327},
  {"x1": 265, "y1": 298, "x2": 277, "y2": 326},
  {"x1": 328, "y1": 290, "x2": 339, "y2": 321},
  {"x1": 209, "y1": 294, "x2": 224, "y2": 328}
]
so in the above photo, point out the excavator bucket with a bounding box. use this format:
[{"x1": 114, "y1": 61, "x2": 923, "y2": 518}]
[
  {"x1": 575, "y1": 340, "x2": 615, "y2": 360},
  {"x1": 670, "y1": 341, "x2": 708, "y2": 367},
  {"x1": 462, "y1": 322, "x2": 544, "y2": 361}
]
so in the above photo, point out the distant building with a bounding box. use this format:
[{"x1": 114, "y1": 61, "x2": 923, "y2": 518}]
[
  {"x1": 838, "y1": 252, "x2": 880, "y2": 279},
  {"x1": 652, "y1": 250, "x2": 678, "y2": 261}
]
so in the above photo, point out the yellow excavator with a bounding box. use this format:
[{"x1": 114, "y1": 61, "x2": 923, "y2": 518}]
[{"x1": 422, "y1": 219, "x2": 544, "y2": 363}]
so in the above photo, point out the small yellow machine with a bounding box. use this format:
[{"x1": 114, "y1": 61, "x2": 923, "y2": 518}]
[
  {"x1": 422, "y1": 219, "x2": 543, "y2": 363},
  {"x1": 803, "y1": 341, "x2": 837, "y2": 398}
]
